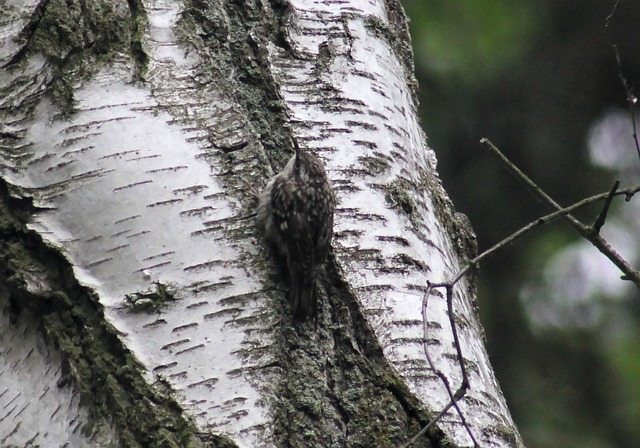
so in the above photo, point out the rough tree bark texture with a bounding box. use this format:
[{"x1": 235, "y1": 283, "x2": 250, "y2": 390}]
[{"x1": 0, "y1": 0, "x2": 523, "y2": 447}]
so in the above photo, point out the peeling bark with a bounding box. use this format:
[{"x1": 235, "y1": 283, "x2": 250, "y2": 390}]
[{"x1": 0, "y1": 0, "x2": 523, "y2": 447}]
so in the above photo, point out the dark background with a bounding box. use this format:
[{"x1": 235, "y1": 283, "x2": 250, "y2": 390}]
[{"x1": 402, "y1": 1, "x2": 640, "y2": 447}]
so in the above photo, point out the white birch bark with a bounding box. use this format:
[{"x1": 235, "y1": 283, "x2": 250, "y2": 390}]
[{"x1": 0, "y1": 0, "x2": 524, "y2": 447}]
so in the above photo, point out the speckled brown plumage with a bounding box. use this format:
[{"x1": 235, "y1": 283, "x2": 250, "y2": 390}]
[{"x1": 257, "y1": 142, "x2": 335, "y2": 319}]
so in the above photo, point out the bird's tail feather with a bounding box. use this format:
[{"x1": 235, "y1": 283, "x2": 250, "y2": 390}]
[{"x1": 290, "y1": 276, "x2": 317, "y2": 320}]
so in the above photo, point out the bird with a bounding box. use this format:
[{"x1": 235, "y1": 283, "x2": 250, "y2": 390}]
[{"x1": 257, "y1": 140, "x2": 336, "y2": 319}]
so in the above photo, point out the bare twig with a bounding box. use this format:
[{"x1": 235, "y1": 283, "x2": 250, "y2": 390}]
[
  {"x1": 592, "y1": 180, "x2": 620, "y2": 233},
  {"x1": 605, "y1": 0, "x2": 621, "y2": 27},
  {"x1": 401, "y1": 283, "x2": 478, "y2": 448},
  {"x1": 613, "y1": 45, "x2": 640, "y2": 160},
  {"x1": 450, "y1": 181, "x2": 640, "y2": 285},
  {"x1": 404, "y1": 176, "x2": 640, "y2": 447},
  {"x1": 481, "y1": 138, "x2": 640, "y2": 287},
  {"x1": 404, "y1": 141, "x2": 640, "y2": 447},
  {"x1": 400, "y1": 400, "x2": 455, "y2": 448},
  {"x1": 401, "y1": 283, "x2": 456, "y2": 448},
  {"x1": 441, "y1": 284, "x2": 477, "y2": 446}
]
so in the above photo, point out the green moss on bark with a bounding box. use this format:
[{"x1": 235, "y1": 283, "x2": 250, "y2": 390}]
[
  {"x1": 0, "y1": 182, "x2": 234, "y2": 447},
  {"x1": 174, "y1": 0, "x2": 458, "y2": 446},
  {"x1": 11, "y1": 0, "x2": 147, "y2": 112}
]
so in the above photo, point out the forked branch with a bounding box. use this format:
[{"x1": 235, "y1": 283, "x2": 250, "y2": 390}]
[
  {"x1": 481, "y1": 138, "x2": 640, "y2": 287},
  {"x1": 402, "y1": 140, "x2": 640, "y2": 447}
]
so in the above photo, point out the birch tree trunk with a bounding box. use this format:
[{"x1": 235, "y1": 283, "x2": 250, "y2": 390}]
[{"x1": 0, "y1": 1, "x2": 523, "y2": 447}]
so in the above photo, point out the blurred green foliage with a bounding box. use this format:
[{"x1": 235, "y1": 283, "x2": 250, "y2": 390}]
[
  {"x1": 402, "y1": 1, "x2": 640, "y2": 447},
  {"x1": 404, "y1": 0, "x2": 542, "y2": 84}
]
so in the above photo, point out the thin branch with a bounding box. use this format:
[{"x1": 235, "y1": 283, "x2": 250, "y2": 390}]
[
  {"x1": 400, "y1": 400, "x2": 455, "y2": 448},
  {"x1": 605, "y1": 0, "x2": 621, "y2": 27},
  {"x1": 400, "y1": 284, "x2": 455, "y2": 448},
  {"x1": 452, "y1": 181, "x2": 640, "y2": 284},
  {"x1": 401, "y1": 283, "x2": 478, "y2": 448},
  {"x1": 404, "y1": 140, "x2": 640, "y2": 447},
  {"x1": 613, "y1": 45, "x2": 640, "y2": 160},
  {"x1": 442, "y1": 284, "x2": 477, "y2": 447},
  {"x1": 481, "y1": 138, "x2": 640, "y2": 287},
  {"x1": 404, "y1": 172, "x2": 640, "y2": 447},
  {"x1": 592, "y1": 180, "x2": 620, "y2": 233}
]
